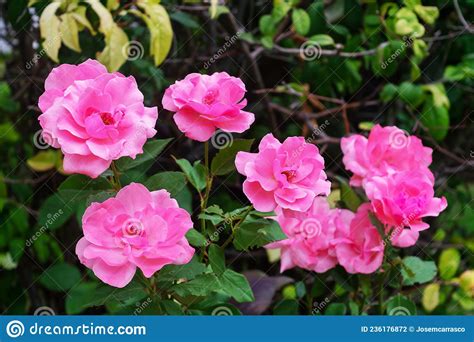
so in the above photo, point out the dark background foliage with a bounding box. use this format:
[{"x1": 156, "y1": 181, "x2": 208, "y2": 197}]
[{"x1": 0, "y1": 0, "x2": 473, "y2": 315}]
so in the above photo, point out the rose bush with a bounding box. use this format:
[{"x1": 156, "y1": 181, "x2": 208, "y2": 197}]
[{"x1": 2, "y1": 0, "x2": 472, "y2": 317}]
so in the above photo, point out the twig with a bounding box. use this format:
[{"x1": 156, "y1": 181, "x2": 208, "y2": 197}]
[{"x1": 453, "y1": 0, "x2": 474, "y2": 33}]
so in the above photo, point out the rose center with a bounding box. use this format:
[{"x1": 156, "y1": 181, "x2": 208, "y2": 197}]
[
  {"x1": 124, "y1": 221, "x2": 143, "y2": 236},
  {"x1": 203, "y1": 89, "x2": 219, "y2": 104},
  {"x1": 100, "y1": 112, "x2": 115, "y2": 125},
  {"x1": 282, "y1": 170, "x2": 296, "y2": 181}
]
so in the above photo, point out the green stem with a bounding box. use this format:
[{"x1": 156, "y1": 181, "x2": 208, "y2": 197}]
[
  {"x1": 110, "y1": 161, "x2": 122, "y2": 191},
  {"x1": 200, "y1": 141, "x2": 213, "y2": 232},
  {"x1": 220, "y1": 206, "x2": 253, "y2": 248}
]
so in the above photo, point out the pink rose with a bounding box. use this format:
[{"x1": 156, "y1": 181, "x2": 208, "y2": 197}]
[
  {"x1": 38, "y1": 59, "x2": 158, "y2": 178},
  {"x1": 334, "y1": 204, "x2": 384, "y2": 274},
  {"x1": 162, "y1": 72, "x2": 254, "y2": 141},
  {"x1": 364, "y1": 171, "x2": 447, "y2": 247},
  {"x1": 76, "y1": 183, "x2": 194, "y2": 288},
  {"x1": 267, "y1": 197, "x2": 348, "y2": 273},
  {"x1": 341, "y1": 125, "x2": 432, "y2": 187},
  {"x1": 235, "y1": 134, "x2": 331, "y2": 212}
]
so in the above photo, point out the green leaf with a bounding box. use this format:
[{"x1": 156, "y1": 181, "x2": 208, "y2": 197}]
[
  {"x1": 209, "y1": 244, "x2": 225, "y2": 276},
  {"x1": 87, "y1": 280, "x2": 148, "y2": 308},
  {"x1": 420, "y1": 97, "x2": 449, "y2": 141},
  {"x1": 413, "y1": 5, "x2": 439, "y2": 25},
  {"x1": 271, "y1": 2, "x2": 291, "y2": 22},
  {"x1": 273, "y1": 299, "x2": 299, "y2": 315},
  {"x1": 59, "y1": 13, "x2": 81, "y2": 52},
  {"x1": 175, "y1": 159, "x2": 207, "y2": 191},
  {"x1": 292, "y1": 9, "x2": 311, "y2": 35},
  {"x1": 145, "y1": 171, "x2": 192, "y2": 212},
  {"x1": 324, "y1": 303, "x2": 346, "y2": 315},
  {"x1": 380, "y1": 83, "x2": 398, "y2": 102},
  {"x1": 423, "y1": 83, "x2": 450, "y2": 109},
  {"x1": 160, "y1": 300, "x2": 184, "y2": 315},
  {"x1": 308, "y1": 34, "x2": 335, "y2": 47},
  {"x1": 438, "y1": 248, "x2": 461, "y2": 280},
  {"x1": 116, "y1": 138, "x2": 172, "y2": 171},
  {"x1": 39, "y1": 262, "x2": 81, "y2": 292},
  {"x1": 422, "y1": 283, "x2": 440, "y2": 312},
  {"x1": 172, "y1": 273, "x2": 221, "y2": 297},
  {"x1": 219, "y1": 269, "x2": 254, "y2": 303},
  {"x1": 37, "y1": 192, "x2": 77, "y2": 231},
  {"x1": 394, "y1": 8, "x2": 425, "y2": 38},
  {"x1": 398, "y1": 82, "x2": 425, "y2": 108},
  {"x1": 209, "y1": 5, "x2": 229, "y2": 19},
  {"x1": 39, "y1": 1, "x2": 61, "y2": 62},
  {"x1": 261, "y1": 36, "x2": 274, "y2": 49},
  {"x1": 0, "y1": 172, "x2": 7, "y2": 212},
  {"x1": 66, "y1": 282, "x2": 99, "y2": 314},
  {"x1": 0, "y1": 83, "x2": 20, "y2": 113},
  {"x1": 170, "y1": 11, "x2": 200, "y2": 29},
  {"x1": 158, "y1": 256, "x2": 207, "y2": 283},
  {"x1": 259, "y1": 15, "x2": 276, "y2": 36},
  {"x1": 337, "y1": 177, "x2": 361, "y2": 212},
  {"x1": 186, "y1": 229, "x2": 208, "y2": 247},
  {"x1": 401, "y1": 256, "x2": 437, "y2": 286},
  {"x1": 211, "y1": 139, "x2": 254, "y2": 176},
  {"x1": 233, "y1": 217, "x2": 287, "y2": 251},
  {"x1": 386, "y1": 294, "x2": 417, "y2": 315}
]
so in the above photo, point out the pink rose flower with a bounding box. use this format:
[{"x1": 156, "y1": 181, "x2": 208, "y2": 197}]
[
  {"x1": 267, "y1": 197, "x2": 349, "y2": 273},
  {"x1": 235, "y1": 134, "x2": 331, "y2": 212},
  {"x1": 334, "y1": 204, "x2": 384, "y2": 274},
  {"x1": 76, "y1": 183, "x2": 194, "y2": 288},
  {"x1": 341, "y1": 125, "x2": 432, "y2": 187},
  {"x1": 38, "y1": 59, "x2": 158, "y2": 178},
  {"x1": 364, "y1": 171, "x2": 448, "y2": 247},
  {"x1": 162, "y1": 72, "x2": 254, "y2": 141}
]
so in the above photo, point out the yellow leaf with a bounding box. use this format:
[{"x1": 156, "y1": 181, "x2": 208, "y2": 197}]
[
  {"x1": 97, "y1": 24, "x2": 129, "y2": 71},
  {"x1": 27, "y1": 150, "x2": 60, "y2": 172},
  {"x1": 422, "y1": 283, "x2": 440, "y2": 312},
  {"x1": 60, "y1": 13, "x2": 81, "y2": 52},
  {"x1": 135, "y1": 2, "x2": 173, "y2": 66},
  {"x1": 210, "y1": 0, "x2": 218, "y2": 19},
  {"x1": 107, "y1": 0, "x2": 120, "y2": 10},
  {"x1": 86, "y1": 0, "x2": 129, "y2": 71},
  {"x1": 86, "y1": 0, "x2": 114, "y2": 33},
  {"x1": 72, "y1": 6, "x2": 96, "y2": 34},
  {"x1": 39, "y1": 2, "x2": 62, "y2": 62},
  {"x1": 266, "y1": 248, "x2": 281, "y2": 263}
]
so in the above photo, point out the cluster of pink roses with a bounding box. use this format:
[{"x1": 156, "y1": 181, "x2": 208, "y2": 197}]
[
  {"x1": 38, "y1": 60, "x2": 257, "y2": 287},
  {"x1": 38, "y1": 59, "x2": 447, "y2": 286},
  {"x1": 341, "y1": 125, "x2": 447, "y2": 248},
  {"x1": 237, "y1": 126, "x2": 446, "y2": 275}
]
